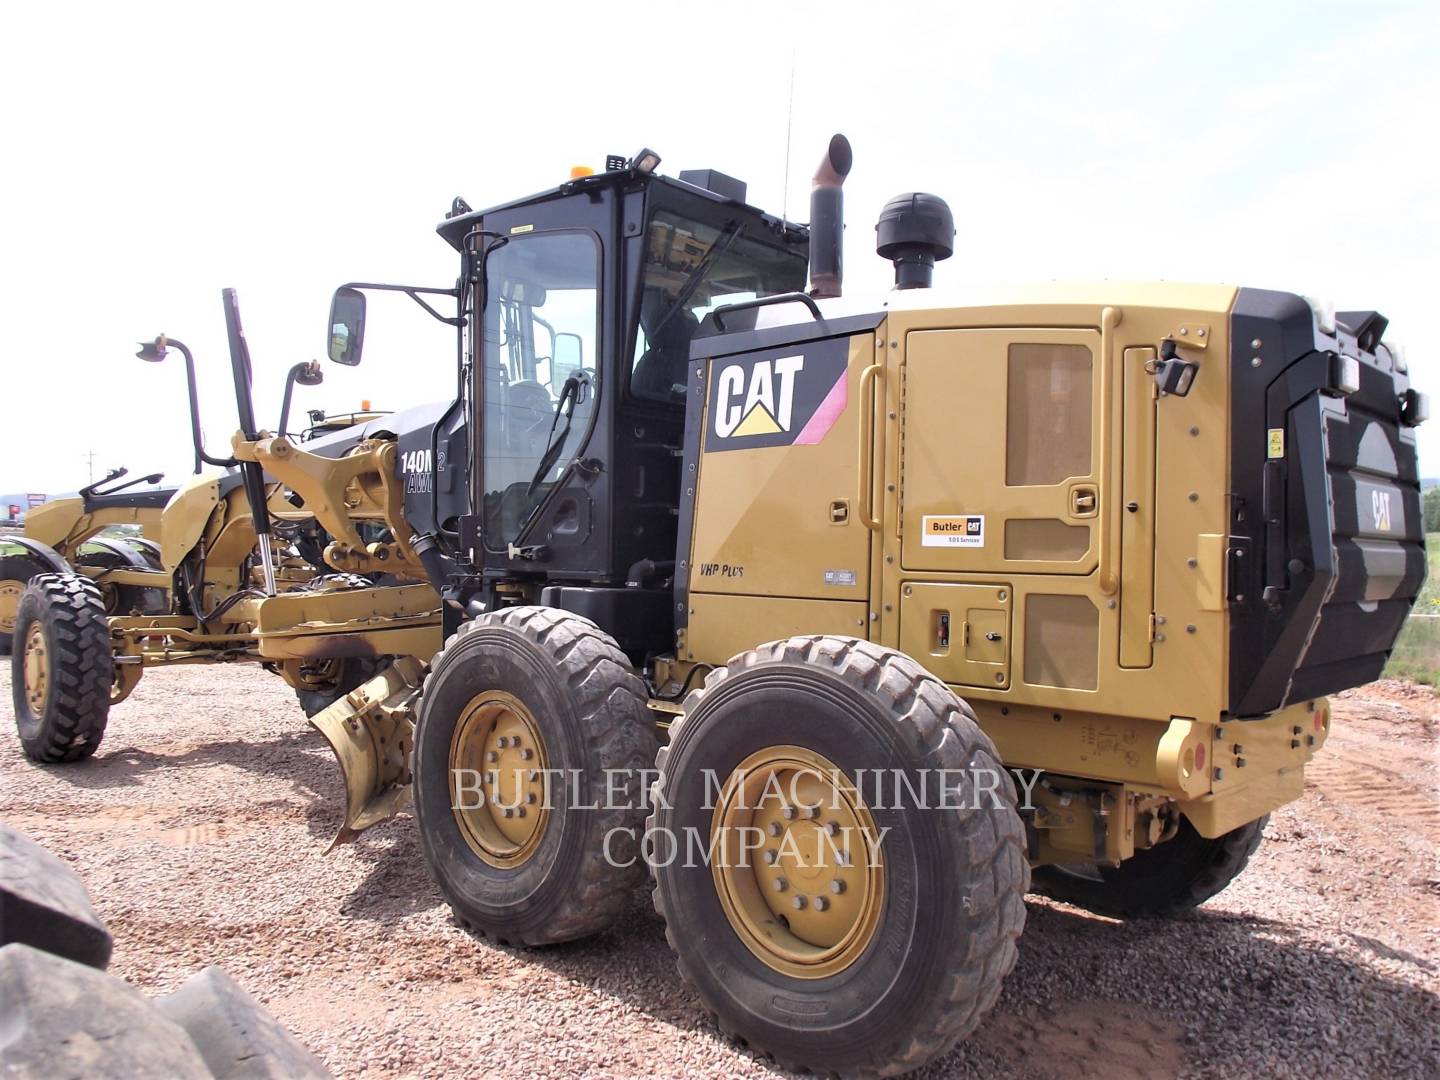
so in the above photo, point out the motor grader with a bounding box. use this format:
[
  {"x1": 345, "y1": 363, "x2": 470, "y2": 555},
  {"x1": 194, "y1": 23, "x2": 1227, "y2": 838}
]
[
  {"x1": 0, "y1": 343, "x2": 386, "y2": 653},
  {"x1": 9, "y1": 309, "x2": 443, "y2": 797},
  {"x1": 14, "y1": 135, "x2": 1427, "y2": 1076}
]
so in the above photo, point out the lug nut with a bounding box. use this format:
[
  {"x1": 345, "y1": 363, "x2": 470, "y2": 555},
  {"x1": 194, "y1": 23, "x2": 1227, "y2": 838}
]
[
  {"x1": 792, "y1": 895, "x2": 807, "y2": 910},
  {"x1": 517, "y1": 807, "x2": 526, "y2": 817},
  {"x1": 486, "y1": 751, "x2": 498, "y2": 763},
  {"x1": 773, "y1": 878, "x2": 788, "y2": 892},
  {"x1": 767, "y1": 822, "x2": 783, "y2": 837},
  {"x1": 520, "y1": 748, "x2": 534, "y2": 761},
  {"x1": 825, "y1": 821, "x2": 839, "y2": 836},
  {"x1": 781, "y1": 806, "x2": 796, "y2": 820},
  {"x1": 525, "y1": 793, "x2": 536, "y2": 804},
  {"x1": 814, "y1": 896, "x2": 830, "y2": 911},
  {"x1": 763, "y1": 850, "x2": 779, "y2": 865},
  {"x1": 830, "y1": 879, "x2": 846, "y2": 894},
  {"x1": 802, "y1": 806, "x2": 818, "y2": 819},
  {"x1": 503, "y1": 807, "x2": 515, "y2": 818}
]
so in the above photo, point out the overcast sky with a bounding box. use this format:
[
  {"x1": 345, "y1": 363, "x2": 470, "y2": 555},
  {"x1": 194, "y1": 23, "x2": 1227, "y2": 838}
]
[{"x1": 2, "y1": 0, "x2": 1436, "y2": 494}]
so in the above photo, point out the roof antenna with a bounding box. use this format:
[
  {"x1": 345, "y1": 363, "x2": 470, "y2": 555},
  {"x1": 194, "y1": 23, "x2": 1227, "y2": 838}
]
[{"x1": 781, "y1": 48, "x2": 796, "y2": 224}]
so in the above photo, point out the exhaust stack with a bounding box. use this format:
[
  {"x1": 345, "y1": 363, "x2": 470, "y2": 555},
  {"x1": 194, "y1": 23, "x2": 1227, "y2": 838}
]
[{"x1": 807, "y1": 134, "x2": 852, "y2": 299}]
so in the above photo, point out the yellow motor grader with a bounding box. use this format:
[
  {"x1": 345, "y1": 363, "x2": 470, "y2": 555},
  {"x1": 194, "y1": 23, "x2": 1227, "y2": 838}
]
[
  {"x1": 9, "y1": 297, "x2": 444, "y2": 832},
  {"x1": 0, "y1": 343, "x2": 386, "y2": 652},
  {"x1": 13, "y1": 136, "x2": 1427, "y2": 1076}
]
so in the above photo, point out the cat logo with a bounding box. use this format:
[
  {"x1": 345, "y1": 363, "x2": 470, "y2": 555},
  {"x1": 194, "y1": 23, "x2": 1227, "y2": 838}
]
[
  {"x1": 704, "y1": 338, "x2": 850, "y2": 453},
  {"x1": 715, "y1": 355, "x2": 805, "y2": 437},
  {"x1": 1371, "y1": 489, "x2": 1393, "y2": 532}
]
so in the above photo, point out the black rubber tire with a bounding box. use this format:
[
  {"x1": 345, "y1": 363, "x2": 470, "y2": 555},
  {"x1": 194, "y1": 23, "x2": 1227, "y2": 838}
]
[
  {"x1": 412, "y1": 606, "x2": 657, "y2": 946},
  {"x1": 293, "y1": 656, "x2": 386, "y2": 717},
  {"x1": 1031, "y1": 814, "x2": 1268, "y2": 918},
  {"x1": 10, "y1": 574, "x2": 113, "y2": 764},
  {"x1": 0, "y1": 553, "x2": 51, "y2": 656},
  {"x1": 648, "y1": 636, "x2": 1029, "y2": 1078}
]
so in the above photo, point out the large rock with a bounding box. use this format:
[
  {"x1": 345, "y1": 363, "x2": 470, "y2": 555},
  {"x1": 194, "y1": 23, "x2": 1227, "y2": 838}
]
[
  {"x1": 0, "y1": 943, "x2": 211, "y2": 1079},
  {"x1": 155, "y1": 966, "x2": 331, "y2": 1079},
  {"x1": 0, "y1": 824, "x2": 112, "y2": 968}
]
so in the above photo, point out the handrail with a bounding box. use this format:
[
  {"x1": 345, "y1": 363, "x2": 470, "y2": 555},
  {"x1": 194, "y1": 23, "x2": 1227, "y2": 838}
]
[
  {"x1": 712, "y1": 292, "x2": 823, "y2": 331},
  {"x1": 1097, "y1": 306, "x2": 1123, "y2": 595},
  {"x1": 858, "y1": 363, "x2": 883, "y2": 530}
]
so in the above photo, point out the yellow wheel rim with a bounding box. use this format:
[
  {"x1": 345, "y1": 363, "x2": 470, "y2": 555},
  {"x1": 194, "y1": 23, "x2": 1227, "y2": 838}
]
[
  {"x1": 0, "y1": 579, "x2": 23, "y2": 635},
  {"x1": 449, "y1": 691, "x2": 550, "y2": 868},
  {"x1": 711, "y1": 746, "x2": 885, "y2": 979},
  {"x1": 22, "y1": 623, "x2": 49, "y2": 715}
]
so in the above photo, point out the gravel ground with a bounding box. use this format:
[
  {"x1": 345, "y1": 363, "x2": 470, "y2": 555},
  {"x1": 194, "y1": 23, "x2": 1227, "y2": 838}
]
[{"x1": 1, "y1": 664, "x2": 1437, "y2": 1079}]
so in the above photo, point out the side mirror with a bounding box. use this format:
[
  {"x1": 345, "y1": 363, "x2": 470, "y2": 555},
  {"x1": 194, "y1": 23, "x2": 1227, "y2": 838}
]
[
  {"x1": 327, "y1": 287, "x2": 366, "y2": 366},
  {"x1": 554, "y1": 332, "x2": 583, "y2": 380}
]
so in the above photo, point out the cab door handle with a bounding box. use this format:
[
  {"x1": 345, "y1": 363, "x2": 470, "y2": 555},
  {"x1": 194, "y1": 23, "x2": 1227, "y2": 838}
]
[{"x1": 1071, "y1": 487, "x2": 1098, "y2": 516}]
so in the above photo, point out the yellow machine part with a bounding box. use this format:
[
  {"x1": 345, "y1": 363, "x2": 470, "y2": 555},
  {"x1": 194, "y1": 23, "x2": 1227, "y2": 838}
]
[
  {"x1": 684, "y1": 282, "x2": 1320, "y2": 841},
  {"x1": 308, "y1": 656, "x2": 424, "y2": 848}
]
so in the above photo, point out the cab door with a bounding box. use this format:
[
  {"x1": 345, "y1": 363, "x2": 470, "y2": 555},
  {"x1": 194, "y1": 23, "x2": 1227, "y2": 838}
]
[{"x1": 900, "y1": 328, "x2": 1102, "y2": 575}]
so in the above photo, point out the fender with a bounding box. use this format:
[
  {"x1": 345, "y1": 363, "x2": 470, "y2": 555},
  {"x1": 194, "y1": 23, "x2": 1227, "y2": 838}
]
[
  {"x1": 82, "y1": 536, "x2": 151, "y2": 569},
  {"x1": 3, "y1": 536, "x2": 72, "y2": 575},
  {"x1": 126, "y1": 537, "x2": 164, "y2": 567}
]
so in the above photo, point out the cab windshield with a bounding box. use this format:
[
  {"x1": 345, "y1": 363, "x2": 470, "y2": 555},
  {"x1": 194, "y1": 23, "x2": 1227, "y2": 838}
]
[{"x1": 631, "y1": 211, "x2": 807, "y2": 402}]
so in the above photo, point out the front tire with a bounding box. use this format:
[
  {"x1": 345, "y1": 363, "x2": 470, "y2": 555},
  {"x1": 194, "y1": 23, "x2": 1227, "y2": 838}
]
[
  {"x1": 412, "y1": 607, "x2": 656, "y2": 946},
  {"x1": 1031, "y1": 814, "x2": 1267, "y2": 918},
  {"x1": 648, "y1": 636, "x2": 1029, "y2": 1077},
  {"x1": 10, "y1": 574, "x2": 113, "y2": 763}
]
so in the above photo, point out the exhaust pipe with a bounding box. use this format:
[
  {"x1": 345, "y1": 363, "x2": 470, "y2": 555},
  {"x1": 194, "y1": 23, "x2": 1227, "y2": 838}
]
[{"x1": 807, "y1": 134, "x2": 852, "y2": 299}]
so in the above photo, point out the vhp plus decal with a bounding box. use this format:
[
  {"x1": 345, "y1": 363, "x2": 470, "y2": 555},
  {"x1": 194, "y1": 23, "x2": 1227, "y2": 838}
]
[{"x1": 703, "y1": 337, "x2": 849, "y2": 452}]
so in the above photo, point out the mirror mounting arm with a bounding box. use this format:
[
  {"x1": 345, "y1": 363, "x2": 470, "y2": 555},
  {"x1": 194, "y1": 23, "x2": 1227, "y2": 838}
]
[
  {"x1": 338, "y1": 282, "x2": 464, "y2": 328},
  {"x1": 137, "y1": 335, "x2": 238, "y2": 473}
]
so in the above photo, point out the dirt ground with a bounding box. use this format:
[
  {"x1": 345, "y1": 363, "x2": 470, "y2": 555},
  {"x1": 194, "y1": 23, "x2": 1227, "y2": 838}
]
[{"x1": 1, "y1": 664, "x2": 1436, "y2": 1079}]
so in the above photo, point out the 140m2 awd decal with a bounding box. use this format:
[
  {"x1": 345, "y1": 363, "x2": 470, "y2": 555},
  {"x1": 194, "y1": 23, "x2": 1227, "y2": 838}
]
[{"x1": 703, "y1": 337, "x2": 850, "y2": 452}]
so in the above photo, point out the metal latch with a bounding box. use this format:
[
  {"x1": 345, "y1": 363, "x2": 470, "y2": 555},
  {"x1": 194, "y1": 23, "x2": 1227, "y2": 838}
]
[{"x1": 829, "y1": 499, "x2": 850, "y2": 524}]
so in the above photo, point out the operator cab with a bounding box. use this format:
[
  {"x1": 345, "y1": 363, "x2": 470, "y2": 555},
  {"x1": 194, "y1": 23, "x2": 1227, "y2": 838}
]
[{"x1": 436, "y1": 158, "x2": 808, "y2": 651}]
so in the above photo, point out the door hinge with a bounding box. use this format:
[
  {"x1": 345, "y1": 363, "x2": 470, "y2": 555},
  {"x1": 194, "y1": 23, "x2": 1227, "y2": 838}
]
[{"x1": 1147, "y1": 613, "x2": 1157, "y2": 643}]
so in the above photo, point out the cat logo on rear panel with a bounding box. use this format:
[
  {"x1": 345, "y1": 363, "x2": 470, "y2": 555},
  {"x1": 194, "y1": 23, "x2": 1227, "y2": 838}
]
[{"x1": 704, "y1": 339, "x2": 850, "y2": 452}]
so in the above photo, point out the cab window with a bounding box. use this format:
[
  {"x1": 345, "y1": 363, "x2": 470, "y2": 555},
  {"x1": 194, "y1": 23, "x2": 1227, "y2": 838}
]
[
  {"x1": 480, "y1": 231, "x2": 599, "y2": 546},
  {"x1": 631, "y1": 212, "x2": 807, "y2": 403}
]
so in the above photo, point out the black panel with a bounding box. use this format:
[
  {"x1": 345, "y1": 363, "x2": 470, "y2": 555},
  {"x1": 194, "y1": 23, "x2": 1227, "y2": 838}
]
[
  {"x1": 691, "y1": 311, "x2": 884, "y2": 361},
  {"x1": 538, "y1": 585, "x2": 674, "y2": 660},
  {"x1": 82, "y1": 487, "x2": 175, "y2": 512},
  {"x1": 1228, "y1": 289, "x2": 1424, "y2": 717}
]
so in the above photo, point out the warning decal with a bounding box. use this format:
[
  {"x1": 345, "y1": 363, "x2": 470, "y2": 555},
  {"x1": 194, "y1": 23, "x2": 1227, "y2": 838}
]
[{"x1": 921, "y1": 515, "x2": 985, "y2": 548}]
